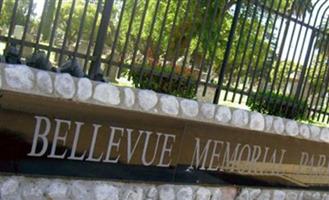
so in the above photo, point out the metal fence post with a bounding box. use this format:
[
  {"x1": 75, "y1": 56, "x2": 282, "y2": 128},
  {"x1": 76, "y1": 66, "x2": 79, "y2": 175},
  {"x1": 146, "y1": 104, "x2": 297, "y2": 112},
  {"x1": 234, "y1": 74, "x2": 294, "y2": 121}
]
[
  {"x1": 213, "y1": 0, "x2": 242, "y2": 104},
  {"x1": 89, "y1": 0, "x2": 114, "y2": 79},
  {"x1": 294, "y1": 31, "x2": 316, "y2": 101},
  {"x1": 0, "y1": 0, "x2": 3, "y2": 16}
]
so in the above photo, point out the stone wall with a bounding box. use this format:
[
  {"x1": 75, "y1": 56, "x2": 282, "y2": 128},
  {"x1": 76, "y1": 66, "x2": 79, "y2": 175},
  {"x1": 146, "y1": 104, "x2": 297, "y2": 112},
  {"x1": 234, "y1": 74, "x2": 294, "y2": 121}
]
[
  {"x1": 1, "y1": 63, "x2": 329, "y2": 199},
  {"x1": 1, "y1": 175, "x2": 329, "y2": 200},
  {"x1": 1, "y1": 64, "x2": 328, "y2": 143}
]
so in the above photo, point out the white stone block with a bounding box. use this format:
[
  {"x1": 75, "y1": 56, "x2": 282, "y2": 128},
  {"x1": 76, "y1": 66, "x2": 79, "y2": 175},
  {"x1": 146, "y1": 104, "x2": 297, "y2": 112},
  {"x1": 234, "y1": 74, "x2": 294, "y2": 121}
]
[
  {"x1": 22, "y1": 182, "x2": 45, "y2": 200},
  {"x1": 285, "y1": 191, "x2": 298, "y2": 200},
  {"x1": 231, "y1": 109, "x2": 249, "y2": 127},
  {"x1": 77, "y1": 78, "x2": 92, "y2": 101},
  {"x1": 147, "y1": 187, "x2": 158, "y2": 199},
  {"x1": 320, "y1": 128, "x2": 329, "y2": 143},
  {"x1": 215, "y1": 106, "x2": 232, "y2": 123},
  {"x1": 265, "y1": 115, "x2": 273, "y2": 131},
  {"x1": 322, "y1": 193, "x2": 329, "y2": 200},
  {"x1": 310, "y1": 125, "x2": 321, "y2": 140},
  {"x1": 201, "y1": 103, "x2": 216, "y2": 120},
  {"x1": 138, "y1": 90, "x2": 158, "y2": 111},
  {"x1": 250, "y1": 112, "x2": 265, "y2": 131},
  {"x1": 93, "y1": 83, "x2": 121, "y2": 105},
  {"x1": 34, "y1": 179, "x2": 51, "y2": 194},
  {"x1": 312, "y1": 192, "x2": 321, "y2": 200},
  {"x1": 196, "y1": 187, "x2": 211, "y2": 200},
  {"x1": 54, "y1": 73, "x2": 75, "y2": 99},
  {"x1": 160, "y1": 95, "x2": 179, "y2": 116},
  {"x1": 285, "y1": 120, "x2": 299, "y2": 137},
  {"x1": 211, "y1": 189, "x2": 222, "y2": 200},
  {"x1": 36, "y1": 71, "x2": 53, "y2": 94},
  {"x1": 236, "y1": 189, "x2": 249, "y2": 200},
  {"x1": 94, "y1": 184, "x2": 119, "y2": 200},
  {"x1": 181, "y1": 99, "x2": 199, "y2": 117},
  {"x1": 299, "y1": 125, "x2": 310, "y2": 139},
  {"x1": 70, "y1": 181, "x2": 93, "y2": 200},
  {"x1": 124, "y1": 88, "x2": 135, "y2": 108},
  {"x1": 257, "y1": 191, "x2": 271, "y2": 200},
  {"x1": 46, "y1": 181, "x2": 69, "y2": 200},
  {"x1": 221, "y1": 187, "x2": 237, "y2": 200},
  {"x1": 159, "y1": 186, "x2": 175, "y2": 200},
  {"x1": 5, "y1": 65, "x2": 34, "y2": 90},
  {"x1": 250, "y1": 189, "x2": 262, "y2": 199},
  {"x1": 272, "y1": 190, "x2": 286, "y2": 200},
  {"x1": 1, "y1": 178, "x2": 21, "y2": 200},
  {"x1": 273, "y1": 118, "x2": 284, "y2": 135},
  {"x1": 177, "y1": 187, "x2": 193, "y2": 200},
  {"x1": 122, "y1": 188, "x2": 143, "y2": 200},
  {"x1": 302, "y1": 191, "x2": 312, "y2": 200}
]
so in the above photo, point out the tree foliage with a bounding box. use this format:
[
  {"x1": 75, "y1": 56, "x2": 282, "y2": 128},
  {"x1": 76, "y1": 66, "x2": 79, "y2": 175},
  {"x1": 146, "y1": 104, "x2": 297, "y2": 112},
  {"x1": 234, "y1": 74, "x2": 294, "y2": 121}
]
[{"x1": 0, "y1": 0, "x2": 36, "y2": 31}]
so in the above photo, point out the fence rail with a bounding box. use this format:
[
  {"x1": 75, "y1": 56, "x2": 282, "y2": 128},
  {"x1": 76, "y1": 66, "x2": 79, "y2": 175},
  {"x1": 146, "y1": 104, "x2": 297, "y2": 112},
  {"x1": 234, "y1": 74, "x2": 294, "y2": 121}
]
[{"x1": 0, "y1": 0, "x2": 329, "y2": 124}]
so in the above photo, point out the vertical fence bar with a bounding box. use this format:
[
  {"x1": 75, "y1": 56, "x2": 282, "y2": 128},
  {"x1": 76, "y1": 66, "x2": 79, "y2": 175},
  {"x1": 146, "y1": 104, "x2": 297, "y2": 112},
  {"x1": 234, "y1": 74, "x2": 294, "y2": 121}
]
[
  {"x1": 265, "y1": 3, "x2": 296, "y2": 111},
  {"x1": 58, "y1": 0, "x2": 76, "y2": 66},
  {"x1": 284, "y1": 4, "x2": 316, "y2": 117},
  {"x1": 246, "y1": 0, "x2": 276, "y2": 104},
  {"x1": 238, "y1": 5, "x2": 265, "y2": 104},
  {"x1": 272, "y1": 15, "x2": 299, "y2": 115},
  {"x1": 182, "y1": 0, "x2": 211, "y2": 93},
  {"x1": 203, "y1": 0, "x2": 231, "y2": 97},
  {"x1": 106, "y1": 0, "x2": 127, "y2": 75},
  {"x1": 317, "y1": 54, "x2": 329, "y2": 121},
  {"x1": 278, "y1": 5, "x2": 311, "y2": 116},
  {"x1": 305, "y1": 12, "x2": 329, "y2": 119},
  {"x1": 158, "y1": 0, "x2": 196, "y2": 87},
  {"x1": 6, "y1": 0, "x2": 19, "y2": 48},
  {"x1": 47, "y1": 0, "x2": 63, "y2": 60},
  {"x1": 116, "y1": 0, "x2": 140, "y2": 78},
  {"x1": 290, "y1": 31, "x2": 316, "y2": 117},
  {"x1": 258, "y1": 1, "x2": 290, "y2": 106},
  {"x1": 242, "y1": 2, "x2": 269, "y2": 104},
  {"x1": 148, "y1": 0, "x2": 182, "y2": 87},
  {"x1": 89, "y1": 0, "x2": 115, "y2": 79},
  {"x1": 83, "y1": 1, "x2": 102, "y2": 72},
  {"x1": 252, "y1": 0, "x2": 283, "y2": 103},
  {"x1": 126, "y1": 0, "x2": 150, "y2": 79},
  {"x1": 72, "y1": 0, "x2": 90, "y2": 60},
  {"x1": 308, "y1": 24, "x2": 329, "y2": 119},
  {"x1": 224, "y1": 0, "x2": 251, "y2": 101},
  {"x1": 286, "y1": 2, "x2": 327, "y2": 120},
  {"x1": 231, "y1": 3, "x2": 259, "y2": 103},
  {"x1": 137, "y1": 0, "x2": 162, "y2": 84},
  {"x1": 213, "y1": 0, "x2": 242, "y2": 104},
  {"x1": 19, "y1": 0, "x2": 34, "y2": 56},
  {"x1": 0, "y1": 0, "x2": 3, "y2": 16},
  {"x1": 35, "y1": 0, "x2": 49, "y2": 52},
  {"x1": 193, "y1": 0, "x2": 221, "y2": 95},
  {"x1": 147, "y1": 0, "x2": 174, "y2": 88}
]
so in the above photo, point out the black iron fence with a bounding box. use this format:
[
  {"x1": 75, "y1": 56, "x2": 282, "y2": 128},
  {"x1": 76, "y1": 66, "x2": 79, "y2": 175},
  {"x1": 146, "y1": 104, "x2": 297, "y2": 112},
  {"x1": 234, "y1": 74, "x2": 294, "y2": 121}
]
[{"x1": 0, "y1": 0, "x2": 329, "y2": 123}]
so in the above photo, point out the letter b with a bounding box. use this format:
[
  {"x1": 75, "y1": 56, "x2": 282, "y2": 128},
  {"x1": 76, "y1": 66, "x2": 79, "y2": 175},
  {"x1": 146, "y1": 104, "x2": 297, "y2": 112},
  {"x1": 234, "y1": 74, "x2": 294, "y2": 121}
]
[{"x1": 27, "y1": 116, "x2": 51, "y2": 157}]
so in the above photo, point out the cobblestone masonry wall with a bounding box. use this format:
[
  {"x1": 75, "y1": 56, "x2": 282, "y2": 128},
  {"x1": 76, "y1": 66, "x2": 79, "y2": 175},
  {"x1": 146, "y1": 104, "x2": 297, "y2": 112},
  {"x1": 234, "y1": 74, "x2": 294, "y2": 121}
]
[
  {"x1": 1, "y1": 64, "x2": 328, "y2": 141},
  {"x1": 1, "y1": 64, "x2": 329, "y2": 199},
  {"x1": 1, "y1": 175, "x2": 329, "y2": 200}
]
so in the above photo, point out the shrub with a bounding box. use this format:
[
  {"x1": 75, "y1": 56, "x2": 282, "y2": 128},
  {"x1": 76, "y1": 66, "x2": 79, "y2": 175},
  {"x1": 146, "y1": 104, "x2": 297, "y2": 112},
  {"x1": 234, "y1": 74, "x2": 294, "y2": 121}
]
[
  {"x1": 129, "y1": 64, "x2": 199, "y2": 99},
  {"x1": 246, "y1": 92, "x2": 308, "y2": 120}
]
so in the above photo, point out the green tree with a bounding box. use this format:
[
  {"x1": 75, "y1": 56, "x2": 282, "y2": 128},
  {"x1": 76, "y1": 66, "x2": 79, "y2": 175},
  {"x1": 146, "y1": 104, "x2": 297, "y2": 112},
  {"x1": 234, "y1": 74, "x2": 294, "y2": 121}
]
[
  {"x1": 57, "y1": 0, "x2": 100, "y2": 48},
  {"x1": 118, "y1": 0, "x2": 293, "y2": 74},
  {"x1": 0, "y1": 0, "x2": 36, "y2": 31}
]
